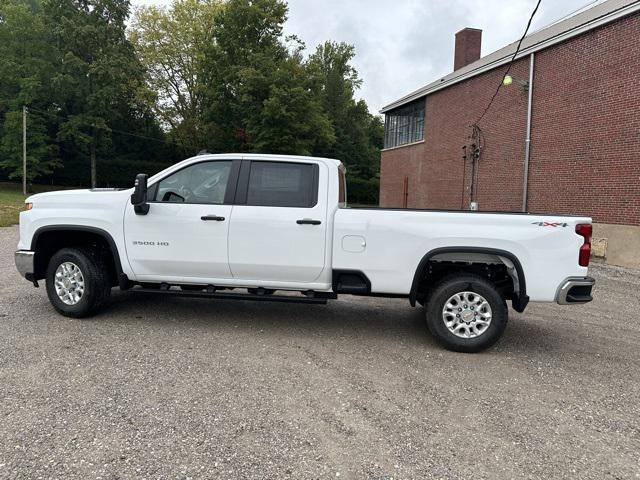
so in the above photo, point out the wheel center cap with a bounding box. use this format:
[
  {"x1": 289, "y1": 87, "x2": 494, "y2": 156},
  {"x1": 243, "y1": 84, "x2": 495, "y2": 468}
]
[
  {"x1": 461, "y1": 310, "x2": 475, "y2": 322},
  {"x1": 62, "y1": 278, "x2": 71, "y2": 289}
]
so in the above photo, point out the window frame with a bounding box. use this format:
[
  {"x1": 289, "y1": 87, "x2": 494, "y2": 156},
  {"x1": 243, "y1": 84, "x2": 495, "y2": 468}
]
[
  {"x1": 146, "y1": 159, "x2": 241, "y2": 206},
  {"x1": 338, "y1": 165, "x2": 347, "y2": 207},
  {"x1": 383, "y1": 99, "x2": 425, "y2": 149},
  {"x1": 234, "y1": 160, "x2": 320, "y2": 209}
]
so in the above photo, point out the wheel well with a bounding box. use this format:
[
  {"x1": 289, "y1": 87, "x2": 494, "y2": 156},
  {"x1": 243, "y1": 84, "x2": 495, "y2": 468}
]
[
  {"x1": 410, "y1": 248, "x2": 528, "y2": 312},
  {"x1": 32, "y1": 229, "x2": 120, "y2": 286}
]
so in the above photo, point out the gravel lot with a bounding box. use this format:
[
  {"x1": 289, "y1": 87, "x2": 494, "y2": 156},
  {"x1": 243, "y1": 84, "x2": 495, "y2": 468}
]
[{"x1": 0, "y1": 225, "x2": 639, "y2": 479}]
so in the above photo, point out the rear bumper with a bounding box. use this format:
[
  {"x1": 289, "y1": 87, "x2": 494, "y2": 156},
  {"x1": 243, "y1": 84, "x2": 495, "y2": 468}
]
[
  {"x1": 15, "y1": 250, "x2": 35, "y2": 280},
  {"x1": 556, "y1": 276, "x2": 595, "y2": 305}
]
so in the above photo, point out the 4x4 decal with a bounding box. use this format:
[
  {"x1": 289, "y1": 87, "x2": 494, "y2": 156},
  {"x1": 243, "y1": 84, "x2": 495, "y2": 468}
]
[{"x1": 531, "y1": 221, "x2": 569, "y2": 227}]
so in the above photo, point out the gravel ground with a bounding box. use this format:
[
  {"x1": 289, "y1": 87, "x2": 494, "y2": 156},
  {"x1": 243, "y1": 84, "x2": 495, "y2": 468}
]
[{"x1": 0, "y1": 225, "x2": 639, "y2": 480}]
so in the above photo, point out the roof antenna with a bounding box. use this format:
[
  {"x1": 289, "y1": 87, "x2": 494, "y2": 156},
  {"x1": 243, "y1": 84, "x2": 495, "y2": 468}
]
[{"x1": 197, "y1": 149, "x2": 209, "y2": 156}]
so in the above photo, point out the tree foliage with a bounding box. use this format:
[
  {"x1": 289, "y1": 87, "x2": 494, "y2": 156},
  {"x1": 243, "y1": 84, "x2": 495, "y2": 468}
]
[
  {"x1": 307, "y1": 41, "x2": 384, "y2": 202},
  {"x1": 0, "y1": 0, "x2": 60, "y2": 180},
  {"x1": 0, "y1": 0, "x2": 172, "y2": 187},
  {"x1": 201, "y1": 0, "x2": 333, "y2": 155},
  {"x1": 129, "y1": 0, "x2": 222, "y2": 154},
  {"x1": 0, "y1": 0, "x2": 383, "y2": 203},
  {"x1": 46, "y1": 0, "x2": 152, "y2": 186}
]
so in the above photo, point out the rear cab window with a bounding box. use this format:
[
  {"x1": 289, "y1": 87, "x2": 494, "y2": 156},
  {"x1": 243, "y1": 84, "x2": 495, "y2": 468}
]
[{"x1": 238, "y1": 161, "x2": 319, "y2": 208}]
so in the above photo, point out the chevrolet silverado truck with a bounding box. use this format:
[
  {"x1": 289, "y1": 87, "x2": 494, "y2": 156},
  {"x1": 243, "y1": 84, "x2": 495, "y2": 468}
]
[{"x1": 14, "y1": 153, "x2": 595, "y2": 352}]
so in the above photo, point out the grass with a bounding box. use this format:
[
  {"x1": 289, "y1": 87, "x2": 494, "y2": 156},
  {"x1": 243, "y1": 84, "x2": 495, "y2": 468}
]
[
  {"x1": 0, "y1": 186, "x2": 27, "y2": 227},
  {"x1": 0, "y1": 182, "x2": 73, "y2": 227}
]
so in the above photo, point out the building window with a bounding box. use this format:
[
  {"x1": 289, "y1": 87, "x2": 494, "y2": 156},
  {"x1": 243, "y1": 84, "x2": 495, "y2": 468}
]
[{"x1": 384, "y1": 100, "x2": 425, "y2": 149}]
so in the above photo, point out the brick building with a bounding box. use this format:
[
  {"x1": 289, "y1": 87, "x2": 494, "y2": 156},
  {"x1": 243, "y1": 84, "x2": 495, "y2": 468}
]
[{"x1": 379, "y1": 0, "x2": 640, "y2": 268}]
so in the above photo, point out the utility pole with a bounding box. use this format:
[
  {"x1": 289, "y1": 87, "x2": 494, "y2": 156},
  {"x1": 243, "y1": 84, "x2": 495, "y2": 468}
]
[{"x1": 22, "y1": 105, "x2": 27, "y2": 195}]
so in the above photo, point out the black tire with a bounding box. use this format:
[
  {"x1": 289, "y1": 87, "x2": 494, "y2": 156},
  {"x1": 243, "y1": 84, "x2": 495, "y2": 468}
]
[
  {"x1": 425, "y1": 274, "x2": 508, "y2": 353},
  {"x1": 45, "y1": 247, "x2": 111, "y2": 318}
]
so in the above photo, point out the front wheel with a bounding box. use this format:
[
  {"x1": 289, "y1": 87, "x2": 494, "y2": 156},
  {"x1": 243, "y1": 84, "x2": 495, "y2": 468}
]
[
  {"x1": 425, "y1": 274, "x2": 508, "y2": 353},
  {"x1": 45, "y1": 247, "x2": 111, "y2": 318}
]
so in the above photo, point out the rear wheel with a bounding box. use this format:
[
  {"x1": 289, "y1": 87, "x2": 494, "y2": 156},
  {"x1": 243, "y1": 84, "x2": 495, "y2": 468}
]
[
  {"x1": 425, "y1": 274, "x2": 508, "y2": 353},
  {"x1": 45, "y1": 247, "x2": 111, "y2": 318}
]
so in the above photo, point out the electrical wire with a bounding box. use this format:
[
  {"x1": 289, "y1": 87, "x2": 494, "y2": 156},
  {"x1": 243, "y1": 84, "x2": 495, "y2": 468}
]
[
  {"x1": 461, "y1": 122, "x2": 486, "y2": 209},
  {"x1": 474, "y1": 0, "x2": 542, "y2": 126},
  {"x1": 462, "y1": 0, "x2": 540, "y2": 210},
  {"x1": 463, "y1": 0, "x2": 540, "y2": 208},
  {"x1": 25, "y1": 105, "x2": 200, "y2": 151},
  {"x1": 471, "y1": 124, "x2": 485, "y2": 203},
  {"x1": 460, "y1": 145, "x2": 467, "y2": 209}
]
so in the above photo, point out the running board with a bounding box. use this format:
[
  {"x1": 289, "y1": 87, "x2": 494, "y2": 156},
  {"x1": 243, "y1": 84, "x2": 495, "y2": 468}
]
[{"x1": 130, "y1": 287, "x2": 335, "y2": 304}]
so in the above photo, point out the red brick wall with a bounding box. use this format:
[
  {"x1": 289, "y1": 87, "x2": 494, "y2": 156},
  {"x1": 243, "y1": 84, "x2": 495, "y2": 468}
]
[
  {"x1": 380, "y1": 12, "x2": 640, "y2": 226},
  {"x1": 528, "y1": 13, "x2": 640, "y2": 225},
  {"x1": 379, "y1": 139, "x2": 426, "y2": 207}
]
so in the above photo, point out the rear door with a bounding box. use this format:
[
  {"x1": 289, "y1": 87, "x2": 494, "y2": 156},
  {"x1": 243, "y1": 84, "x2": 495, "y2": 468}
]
[
  {"x1": 124, "y1": 159, "x2": 239, "y2": 280},
  {"x1": 228, "y1": 159, "x2": 328, "y2": 283}
]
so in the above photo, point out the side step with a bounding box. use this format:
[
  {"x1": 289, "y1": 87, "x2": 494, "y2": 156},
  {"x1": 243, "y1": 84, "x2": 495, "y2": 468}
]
[{"x1": 130, "y1": 286, "x2": 335, "y2": 305}]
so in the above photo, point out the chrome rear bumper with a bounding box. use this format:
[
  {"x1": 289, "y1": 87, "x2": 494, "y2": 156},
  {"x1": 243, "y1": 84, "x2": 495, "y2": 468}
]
[{"x1": 556, "y1": 277, "x2": 595, "y2": 305}]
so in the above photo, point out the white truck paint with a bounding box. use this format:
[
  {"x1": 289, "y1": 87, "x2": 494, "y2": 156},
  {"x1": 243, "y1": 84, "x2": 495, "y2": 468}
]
[{"x1": 15, "y1": 153, "x2": 595, "y2": 352}]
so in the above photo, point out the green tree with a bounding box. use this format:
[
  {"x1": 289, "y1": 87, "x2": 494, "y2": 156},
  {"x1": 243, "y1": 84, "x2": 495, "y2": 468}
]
[
  {"x1": 129, "y1": 0, "x2": 222, "y2": 155},
  {"x1": 0, "y1": 0, "x2": 61, "y2": 181},
  {"x1": 307, "y1": 41, "x2": 383, "y2": 203},
  {"x1": 202, "y1": 0, "x2": 333, "y2": 154},
  {"x1": 45, "y1": 0, "x2": 149, "y2": 187},
  {"x1": 0, "y1": 110, "x2": 60, "y2": 182}
]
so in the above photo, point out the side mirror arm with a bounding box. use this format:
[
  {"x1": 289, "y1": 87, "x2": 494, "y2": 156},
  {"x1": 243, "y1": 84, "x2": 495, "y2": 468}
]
[{"x1": 134, "y1": 203, "x2": 150, "y2": 215}]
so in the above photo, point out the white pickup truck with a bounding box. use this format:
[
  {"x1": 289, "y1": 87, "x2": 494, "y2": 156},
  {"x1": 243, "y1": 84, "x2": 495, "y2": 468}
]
[{"x1": 15, "y1": 153, "x2": 595, "y2": 352}]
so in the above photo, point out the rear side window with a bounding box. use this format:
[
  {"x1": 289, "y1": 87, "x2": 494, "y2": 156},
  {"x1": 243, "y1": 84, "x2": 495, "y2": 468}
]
[{"x1": 245, "y1": 161, "x2": 318, "y2": 208}]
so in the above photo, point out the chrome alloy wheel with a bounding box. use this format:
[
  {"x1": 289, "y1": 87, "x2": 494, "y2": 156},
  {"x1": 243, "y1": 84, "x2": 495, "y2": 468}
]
[
  {"x1": 54, "y1": 262, "x2": 85, "y2": 305},
  {"x1": 442, "y1": 291, "x2": 492, "y2": 338}
]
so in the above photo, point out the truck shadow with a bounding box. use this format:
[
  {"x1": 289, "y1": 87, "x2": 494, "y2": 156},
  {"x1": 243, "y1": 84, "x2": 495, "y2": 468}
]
[{"x1": 104, "y1": 291, "x2": 563, "y2": 355}]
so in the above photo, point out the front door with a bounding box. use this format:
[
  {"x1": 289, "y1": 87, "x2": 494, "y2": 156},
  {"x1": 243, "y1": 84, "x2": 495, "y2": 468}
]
[
  {"x1": 228, "y1": 159, "x2": 328, "y2": 283},
  {"x1": 124, "y1": 159, "x2": 237, "y2": 281}
]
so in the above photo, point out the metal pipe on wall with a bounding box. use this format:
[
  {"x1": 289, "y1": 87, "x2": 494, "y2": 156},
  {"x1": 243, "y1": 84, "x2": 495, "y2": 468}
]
[{"x1": 522, "y1": 52, "x2": 535, "y2": 212}]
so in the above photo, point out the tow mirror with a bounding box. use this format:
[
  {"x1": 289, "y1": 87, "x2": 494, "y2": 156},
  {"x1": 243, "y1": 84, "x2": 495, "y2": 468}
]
[{"x1": 131, "y1": 173, "x2": 150, "y2": 215}]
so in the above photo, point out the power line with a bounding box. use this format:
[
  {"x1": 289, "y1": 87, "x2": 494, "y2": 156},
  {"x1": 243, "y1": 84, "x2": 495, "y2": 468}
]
[
  {"x1": 25, "y1": 105, "x2": 200, "y2": 151},
  {"x1": 474, "y1": 0, "x2": 542, "y2": 126}
]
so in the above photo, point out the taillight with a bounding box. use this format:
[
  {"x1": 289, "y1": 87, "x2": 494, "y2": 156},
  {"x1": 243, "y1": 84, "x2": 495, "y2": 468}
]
[{"x1": 576, "y1": 223, "x2": 592, "y2": 267}]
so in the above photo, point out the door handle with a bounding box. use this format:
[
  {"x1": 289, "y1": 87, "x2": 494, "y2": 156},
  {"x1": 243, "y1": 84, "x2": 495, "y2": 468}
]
[
  {"x1": 201, "y1": 215, "x2": 225, "y2": 221},
  {"x1": 296, "y1": 219, "x2": 321, "y2": 225}
]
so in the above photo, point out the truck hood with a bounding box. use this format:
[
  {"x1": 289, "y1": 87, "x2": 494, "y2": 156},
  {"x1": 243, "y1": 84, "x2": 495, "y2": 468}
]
[
  {"x1": 26, "y1": 188, "x2": 134, "y2": 212},
  {"x1": 26, "y1": 188, "x2": 132, "y2": 203}
]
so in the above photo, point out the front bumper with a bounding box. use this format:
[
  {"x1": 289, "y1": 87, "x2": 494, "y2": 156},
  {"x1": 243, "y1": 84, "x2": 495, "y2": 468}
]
[
  {"x1": 556, "y1": 276, "x2": 595, "y2": 304},
  {"x1": 15, "y1": 250, "x2": 35, "y2": 281}
]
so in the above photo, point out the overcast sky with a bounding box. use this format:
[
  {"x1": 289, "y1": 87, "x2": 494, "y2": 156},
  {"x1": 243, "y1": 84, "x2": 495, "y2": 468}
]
[{"x1": 132, "y1": 0, "x2": 602, "y2": 113}]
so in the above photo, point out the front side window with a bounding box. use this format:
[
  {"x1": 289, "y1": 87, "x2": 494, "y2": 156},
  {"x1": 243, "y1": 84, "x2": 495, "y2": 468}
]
[
  {"x1": 384, "y1": 99, "x2": 425, "y2": 149},
  {"x1": 154, "y1": 161, "x2": 232, "y2": 204},
  {"x1": 246, "y1": 161, "x2": 318, "y2": 208}
]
